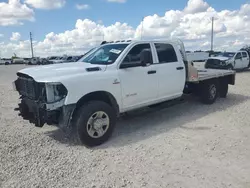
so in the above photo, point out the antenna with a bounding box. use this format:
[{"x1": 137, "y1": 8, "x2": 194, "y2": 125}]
[
  {"x1": 30, "y1": 32, "x2": 34, "y2": 58},
  {"x1": 211, "y1": 17, "x2": 214, "y2": 52},
  {"x1": 140, "y1": 16, "x2": 144, "y2": 40}
]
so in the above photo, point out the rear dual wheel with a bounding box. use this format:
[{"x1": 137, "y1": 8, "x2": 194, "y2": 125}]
[
  {"x1": 200, "y1": 80, "x2": 218, "y2": 104},
  {"x1": 200, "y1": 79, "x2": 228, "y2": 104}
]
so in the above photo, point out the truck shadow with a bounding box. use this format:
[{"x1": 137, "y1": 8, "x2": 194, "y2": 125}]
[
  {"x1": 235, "y1": 69, "x2": 250, "y2": 73},
  {"x1": 45, "y1": 93, "x2": 250, "y2": 148}
]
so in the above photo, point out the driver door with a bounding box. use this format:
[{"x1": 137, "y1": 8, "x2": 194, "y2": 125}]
[
  {"x1": 118, "y1": 43, "x2": 158, "y2": 110},
  {"x1": 234, "y1": 52, "x2": 243, "y2": 69}
]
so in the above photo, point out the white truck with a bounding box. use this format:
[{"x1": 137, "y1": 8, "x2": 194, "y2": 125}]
[
  {"x1": 13, "y1": 39, "x2": 236, "y2": 147},
  {"x1": 0, "y1": 58, "x2": 12, "y2": 65},
  {"x1": 205, "y1": 51, "x2": 250, "y2": 70}
]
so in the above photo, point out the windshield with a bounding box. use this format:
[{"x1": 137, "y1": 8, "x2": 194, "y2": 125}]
[
  {"x1": 77, "y1": 47, "x2": 97, "y2": 62},
  {"x1": 79, "y1": 43, "x2": 129, "y2": 65},
  {"x1": 214, "y1": 52, "x2": 236, "y2": 58}
]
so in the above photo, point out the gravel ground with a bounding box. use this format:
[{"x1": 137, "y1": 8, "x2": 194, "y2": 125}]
[{"x1": 0, "y1": 65, "x2": 250, "y2": 188}]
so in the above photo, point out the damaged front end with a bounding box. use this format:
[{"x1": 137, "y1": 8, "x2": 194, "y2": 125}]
[
  {"x1": 205, "y1": 59, "x2": 231, "y2": 70},
  {"x1": 14, "y1": 73, "x2": 74, "y2": 128}
]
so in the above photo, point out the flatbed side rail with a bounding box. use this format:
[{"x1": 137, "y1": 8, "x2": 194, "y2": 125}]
[{"x1": 187, "y1": 69, "x2": 236, "y2": 85}]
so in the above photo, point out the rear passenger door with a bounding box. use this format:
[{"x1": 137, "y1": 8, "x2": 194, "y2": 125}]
[
  {"x1": 153, "y1": 43, "x2": 186, "y2": 99},
  {"x1": 241, "y1": 52, "x2": 249, "y2": 68}
]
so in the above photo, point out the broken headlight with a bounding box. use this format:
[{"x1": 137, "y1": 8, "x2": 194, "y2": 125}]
[{"x1": 45, "y1": 82, "x2": 68, "y2": 103}]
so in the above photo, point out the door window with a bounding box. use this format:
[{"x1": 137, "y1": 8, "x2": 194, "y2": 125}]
[
  {"x1": 120, "y1": 43, "x2": 152, "y2": 67},
  {"x1": 242, "y1": 52, "x2": 247, "y2": 58},
  {"x1": 235, "y1": 53, "x2": 242, "y2": 59},
  {"x1": 154, "y1": 43, "x2": 177, "y2": 63}
]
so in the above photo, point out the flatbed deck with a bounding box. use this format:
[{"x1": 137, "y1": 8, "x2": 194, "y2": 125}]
[{"x1": 197, "y1": 69, "x2": 235, "y2": 81}]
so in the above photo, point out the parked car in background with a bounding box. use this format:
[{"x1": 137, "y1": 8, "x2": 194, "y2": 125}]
[
  {"x1": 40, "y1": 58, "x2": 53, "y2": 65},
  {"x1": 47, "y1": 56, "x2": 61, "y2": 64},
  {"x1": 23, "y1": 57, "x2": 41, "y2": 65},
  {"x1": 0, "y1": 58, "x2": 12, "y2": 65},
  {"x1": 12, "y1": 58, "x2": 25, "y2": 64},
  {"x1": 205, "y1": 51, "x2": 250, "y2": 70}
]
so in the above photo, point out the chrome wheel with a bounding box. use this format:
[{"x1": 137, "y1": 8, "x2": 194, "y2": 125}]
[
  {"x1": 86, "y1": 111, "x2": 110, "y2": 138},
  {"x1": 209, "y1": 84, "x2": 217, "y2": 100}
]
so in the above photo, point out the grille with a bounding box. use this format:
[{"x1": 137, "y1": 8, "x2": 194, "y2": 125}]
[
  {"x1": 16, "y1": 76, "x2": 37, "y2": 100},
  {"x1": 206, "y1": 59, "x2": 221, "y2": 66}
]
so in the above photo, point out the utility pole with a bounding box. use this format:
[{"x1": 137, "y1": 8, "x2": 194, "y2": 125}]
[
  {"x1": 141, "y1": 17, "x2": 144, "y2": 40},
  {"x1": 211, "y1": 17, "x2": 214, "y2": 52},
  {"x1": 30, "y1": 32, "x2": 34, "y2": 58}
]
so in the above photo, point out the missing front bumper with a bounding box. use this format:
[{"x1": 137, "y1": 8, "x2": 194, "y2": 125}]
[{"x1": 16, "y1": 98, "x2": 75, "y2": 129}]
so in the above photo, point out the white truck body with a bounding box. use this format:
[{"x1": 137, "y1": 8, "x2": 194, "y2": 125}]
[{"x1": 14, "y1": 39, "x2": 236, "y2": 147}]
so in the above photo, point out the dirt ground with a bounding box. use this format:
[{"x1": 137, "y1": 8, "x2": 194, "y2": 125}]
[{"x1": 0, "y1": 65, "x2": 250, "y2": 188}]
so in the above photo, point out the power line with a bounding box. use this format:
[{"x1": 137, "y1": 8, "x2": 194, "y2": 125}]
[{"x1": 30, "y1": 32, "x2": 34, "y2": 58}]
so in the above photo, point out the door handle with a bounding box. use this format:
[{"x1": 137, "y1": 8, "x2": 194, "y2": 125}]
[
  {"x1": 148, "y1": 70, "x2": 156, "y2": 74},
  {"x1": 176, "y1": 67, "x2": 184, "y2": 70}
]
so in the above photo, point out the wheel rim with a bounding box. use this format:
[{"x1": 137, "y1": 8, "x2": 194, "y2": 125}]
[
  {"x1": 209, "y1": 84, "x2": 217, "y2": 99},
  {"x1": 86, "y1": 111, "x2": 110, "y2": 138}
]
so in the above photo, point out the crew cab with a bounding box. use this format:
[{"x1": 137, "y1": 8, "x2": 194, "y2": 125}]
[
  {"x1": 205, "y1": 51, "x2": 250, "y2": 70},
  {"x1": 13, "y1": 39, "x2": 236, "y2": 147}
]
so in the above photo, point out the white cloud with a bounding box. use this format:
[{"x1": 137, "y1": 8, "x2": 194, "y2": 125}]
[
  {"x1": 0, "y1": 0, "x2": 34, "y2": 26},
  {"x1": 24, "y1": 0, "x2": 66, "y2": 9},
  {"x1": 107, "y1": 0, "x2": 126, "y2": 3},
  {"x1": 76, "y1": 4, "x2": 90, "y2": 10},
  {"x1": 10, "y1": 32, "x2": 21, "y2": 41},
  {"x1": 184, "y1": 0, "x2": 209, "y2": 13},
  {"x1": 1, "y1": 0, "x2": 250, "y2": 57}
]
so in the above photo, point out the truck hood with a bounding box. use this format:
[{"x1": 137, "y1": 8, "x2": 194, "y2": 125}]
[
  {"x1": 17, "y1": 62, "x2": 106, "y2": 82},
  {"x1": 208, "y1": 56, "x2": 231, "y2": 61}
]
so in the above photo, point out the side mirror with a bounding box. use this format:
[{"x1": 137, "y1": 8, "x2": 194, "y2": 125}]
[{"x1": 140, "y1": 49, "x2": 152, "y2": 67}]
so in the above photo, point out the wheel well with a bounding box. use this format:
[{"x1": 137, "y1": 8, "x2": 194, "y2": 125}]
[{"x1": 71, "y1": 91, "x2": 119, "y2": 120}]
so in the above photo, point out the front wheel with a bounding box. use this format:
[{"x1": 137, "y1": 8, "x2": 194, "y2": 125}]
[
  {"x1": 73, "y1": 101, "x2": 116, "y2": 147},
  {"x1": 227, "y1": 64, "x2": 233, "y2": 70}
]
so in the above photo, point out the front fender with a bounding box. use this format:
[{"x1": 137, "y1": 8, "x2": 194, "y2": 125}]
[{"x1": 62, "y1": 76, "x2": 122, "y2": 109}]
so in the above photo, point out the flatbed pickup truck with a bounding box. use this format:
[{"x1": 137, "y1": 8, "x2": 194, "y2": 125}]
[{"x1": 13, "y1": 39, "x2": 236, "y2": 147}]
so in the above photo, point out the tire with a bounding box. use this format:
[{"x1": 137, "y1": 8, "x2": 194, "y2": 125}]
[
  {"x1": 219, "y1": 81, "x2": 228, "y2": 98},
  {"x1": 5, "y1": 62, "x2": 9, "y2": 65},
  {"x1": 73, "y1": 101, "x2": 116, "y2": 147},
  {"x1": 200, "y1": 80, "x2": 218, "y2": 104},
  {"x1": 227, "y1": 64, "x2": 233, "y2": 70}
]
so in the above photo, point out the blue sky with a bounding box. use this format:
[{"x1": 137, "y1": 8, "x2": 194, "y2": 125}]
[
  {"x1": 1, "y1": 0, "x2": 250, "y2": 57},
  {"x1": 0, "y1": 0, "x2": 248, "y2": 42}
]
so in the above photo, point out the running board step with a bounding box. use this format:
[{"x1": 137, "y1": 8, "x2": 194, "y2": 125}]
[{"x1": 148, "y1": 96, "x2": 187, "y2": 109}]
